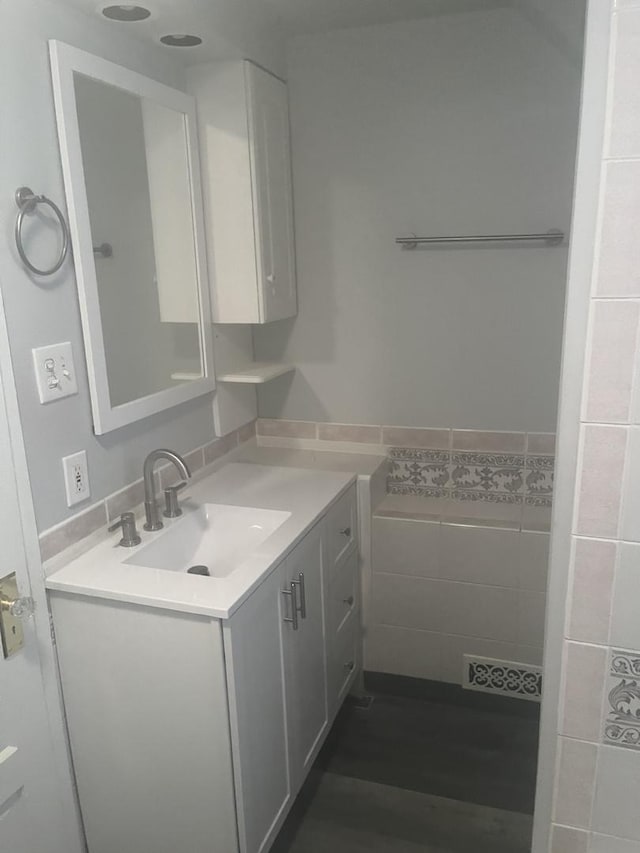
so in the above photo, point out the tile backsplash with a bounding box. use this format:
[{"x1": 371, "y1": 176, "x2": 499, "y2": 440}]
[{"x1": 38, "y1": 420, "x2": 257, "y2": 563}]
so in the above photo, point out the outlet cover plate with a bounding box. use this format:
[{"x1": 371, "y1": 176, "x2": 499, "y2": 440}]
[
  {"x1": 32, "y1": 342, "x2": 78, "y2": 404},
  {"x1": 62, "y1": 450, "x2": 90, "y2": 507}
]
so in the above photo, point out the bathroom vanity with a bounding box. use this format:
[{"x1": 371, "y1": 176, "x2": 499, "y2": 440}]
[{"x1": 46, "y1": 463, "x2": 360, "y2": 853}]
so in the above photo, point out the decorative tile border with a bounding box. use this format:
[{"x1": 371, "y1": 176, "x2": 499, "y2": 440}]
[
  {"x1": 388, "y1": 448, "x2": 554, "y2": 505},
  {"x1": 387, "y1": 448, "x2": 449, "y2": 497},
  {"x1": 603, "y1": 648, "x2": 640, "y2": 751},
  {"x1": 463, "y1": 654, "x2": 542, "y2": 701},
  {"x1": 451, "y1": 452, "x2": 524, "y2": 500},
  {"x1": 254, "y1": 419, "x2": 555, "y2": 506}
]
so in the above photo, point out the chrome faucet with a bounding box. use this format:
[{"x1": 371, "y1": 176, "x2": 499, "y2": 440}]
[{"x1": 143, "y1": 449, "x2": 191, "y2": 531}]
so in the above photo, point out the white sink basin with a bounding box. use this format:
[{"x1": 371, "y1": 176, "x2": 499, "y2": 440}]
[{"x1": 124, "y1": 503, "x2": 291, "y2": 578}]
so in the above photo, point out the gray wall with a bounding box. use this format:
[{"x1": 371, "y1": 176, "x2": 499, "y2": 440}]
[
  {"x1": 255, "y1": 6, "x2": 584, "y2": 432},
  {"x1": 0, "y1": 0, "x2": 279, "y2": 532}
]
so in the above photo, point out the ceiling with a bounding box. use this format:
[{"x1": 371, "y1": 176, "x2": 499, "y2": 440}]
[
  {"x1": 262, "y1": 0, "x2": 510, "y2": 36},
  {"x1": 57, "y1": 0, "x2": 512, "y2": 63}
]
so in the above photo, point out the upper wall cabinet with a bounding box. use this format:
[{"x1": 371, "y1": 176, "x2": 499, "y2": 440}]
[{"x1": 187, "y1": 61, "x2": 297, "y2": 324}]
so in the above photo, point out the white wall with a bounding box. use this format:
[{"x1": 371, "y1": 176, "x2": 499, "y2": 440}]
[
  {"x1": 0, "y1": 0, "x2": 282, "y2": 531},
  {"x1": 255, "y1": 6, "x2": 584, "y2": 432}
]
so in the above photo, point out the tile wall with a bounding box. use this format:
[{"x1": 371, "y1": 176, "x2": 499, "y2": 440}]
[
  {"x1": 256, "y1": 418, "x2": 554, "y2": 688},
  {"x1": 367, "y1": 512, "x2": 549, "y2": 686},
  {"x1": 550, "y1": 3, "x2": 640, "y2": 850},
  {"x1": 257, "y1": 419, "x2": 555, "y2": 515}
]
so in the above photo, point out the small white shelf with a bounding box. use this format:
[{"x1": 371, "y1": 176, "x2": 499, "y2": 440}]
[{"x1": 216, "y1": 363, "x2": 294, "y2": 385}]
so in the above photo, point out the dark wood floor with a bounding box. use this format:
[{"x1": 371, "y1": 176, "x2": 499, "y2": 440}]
[{"x1": 271, "y1": 675, "x2": 539, "y2": 853}]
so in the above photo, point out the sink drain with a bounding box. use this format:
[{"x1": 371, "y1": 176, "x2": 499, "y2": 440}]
[{"x1": 187, "y1": 565, "x2": 210, "y2": 576}]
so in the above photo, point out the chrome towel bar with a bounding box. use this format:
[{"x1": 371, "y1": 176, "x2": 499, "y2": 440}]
[
  {"x1": 14, "y1": 186, "x2": 70, "y2": 276},
  {"x1": 396, "y1": 229, "x2": 564, "y2": 249}
]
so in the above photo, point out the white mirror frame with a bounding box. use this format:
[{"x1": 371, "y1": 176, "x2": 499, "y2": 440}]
[{"x1": 49, "y1": 40, "x2": 215, "y2": 435}]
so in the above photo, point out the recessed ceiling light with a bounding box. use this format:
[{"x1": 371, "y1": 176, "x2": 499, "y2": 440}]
[
  {"x1": 160, "y1": 34, "x2": 203, "y2": 47},
  {"x1": 102, "y1": 5, "x2": 151, "y2": 21}
]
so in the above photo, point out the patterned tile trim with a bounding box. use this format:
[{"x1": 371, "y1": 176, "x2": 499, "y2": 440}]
[
  {"x1": 387, "y1": 448, "x2": 449, "y2": 497},
  {"x1": 451, "y1": 452, "x2": 524, "y2": 500},
  {"x1": 463, "y1": 654, "x2": 542, "y2": 702},
  {"x1": 388, "y1": 448, "x2": 554, "y2": 505},
  {"x1": 603, "y1": 648, "x2": 640, "y2": 751}
]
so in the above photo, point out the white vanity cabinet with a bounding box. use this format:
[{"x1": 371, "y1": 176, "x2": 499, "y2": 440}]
[
  {"x1": 49, "y1": 484, "x2": 359, "y2": 853},
  {"x1": 187, "y1": 60, "x2": 297, "y2": 325}
]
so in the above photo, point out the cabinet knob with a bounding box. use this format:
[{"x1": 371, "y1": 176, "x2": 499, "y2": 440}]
[
  {"x1": 343, "y1": 595, "x2": 354, "y2": 607},
  {"x1": 344, "y1": 660, "x2": 355, "y2": 672},
  {"x1": 266, "y1": 273, "x2": 276, "y2": 284},
  {"x1": 339, "y1": 527, "x2": 351, "y2": 538}
]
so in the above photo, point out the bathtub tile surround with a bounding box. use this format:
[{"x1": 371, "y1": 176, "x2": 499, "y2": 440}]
[
  {"x1": 368, "y1": 511, "x2": 549, "y2": 687},
  {"x1": 546, "y1": 3, "x2": 640, "y2": 849},
  {"x1": 38, "y1": 420, "x2": 257, "y2": 563}
]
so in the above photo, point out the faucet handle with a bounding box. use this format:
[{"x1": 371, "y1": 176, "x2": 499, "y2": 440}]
[
  {"x1": 163, "y1": 481, "x2": 188, "y2": 518},
  {"x1": 108, "y1": 512, "x2": 141, "y2": 547}
]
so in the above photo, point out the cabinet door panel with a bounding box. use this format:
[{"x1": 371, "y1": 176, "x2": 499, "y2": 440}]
[
  {"x1": 247, "y1": 63, "x2": 296, "y2": 323},
  {"x1": 282, "y1": 524, "x2": 328, "y2": 789},
  {"x1": 225, "y1": 562, "x2": 291, "y2": 853}
]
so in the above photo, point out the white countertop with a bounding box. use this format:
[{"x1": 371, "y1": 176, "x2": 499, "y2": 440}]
[{"x1": 45, "y1": 463, "x2": 355, "y2": 620}]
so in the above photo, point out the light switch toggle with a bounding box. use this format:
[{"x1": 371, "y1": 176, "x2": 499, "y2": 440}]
[{"x1": 32, "y1": 342, "x2": 78, "y2": 404}]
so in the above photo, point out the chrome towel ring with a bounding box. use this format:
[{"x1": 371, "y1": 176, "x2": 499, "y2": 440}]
[{"x1": 14, "y1": 186, "x2": 70, "y2": 276}]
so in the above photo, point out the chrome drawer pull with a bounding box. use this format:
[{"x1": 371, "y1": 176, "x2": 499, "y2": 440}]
[
  {"x1": 282, "y1": 583, "x2": 298, "y2": 630},
  {"x1": 292, "y1": 572, "x2": 307, "y2": 619},
  {"x1": 343, "y1": 595, "x2": 354, "y2": 607},
  {"x1": 339, "y1": 527, "x2": 351, "y2": 537}
]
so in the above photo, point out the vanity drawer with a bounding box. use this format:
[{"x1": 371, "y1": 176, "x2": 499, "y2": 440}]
[
  {"x1": 329, "y1": 550, "x2": 358, "y2": 637},
  {"x1": 329, "y1": 616, "x2": 359, "y2": 710},
  {"x1": 327, "y1": 485, "x2": 357, "y2": 571}
]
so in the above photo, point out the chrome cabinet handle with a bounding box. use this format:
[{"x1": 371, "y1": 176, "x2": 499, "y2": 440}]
[
  {"x1": 339, "y1": 527, "x2": 351, "y2": 537},
  {"x1": 292, "y1": 572, "x2": 306, "y2": 619},
  {"x1": 282, "y1": 583, "x2": 298, "y2": 630},
  {"x1": 343, "y1": 595, "x2": 354, "y2": 607}
]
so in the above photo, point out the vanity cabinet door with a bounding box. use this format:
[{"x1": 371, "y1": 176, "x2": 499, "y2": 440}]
[
  {"x1": 246, "y1": 62, "x2": 297, "y2": 323},
  {"x1": 281, "y1": 523, "x2": 329, "y2": 790},
  {"x1": 224, "y1": 561, "x2": 292, "y2": 853}
]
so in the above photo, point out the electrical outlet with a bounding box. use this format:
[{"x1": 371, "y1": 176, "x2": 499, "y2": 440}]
[{"x1": 62, "y1": 451, "x2": 90, "y2": 507}]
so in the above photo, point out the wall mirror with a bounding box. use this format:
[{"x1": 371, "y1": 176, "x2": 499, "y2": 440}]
[{"x1": 49, "y1": 41, "x2": 215, "y2": 434}]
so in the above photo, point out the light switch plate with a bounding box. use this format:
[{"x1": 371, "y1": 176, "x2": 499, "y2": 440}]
[
  {"x1": 62, "y1": 450, "x2": 90, "y2": 507},
  {"x1": 32, "y1": 342, "x2": 78, "y2": 404}
]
